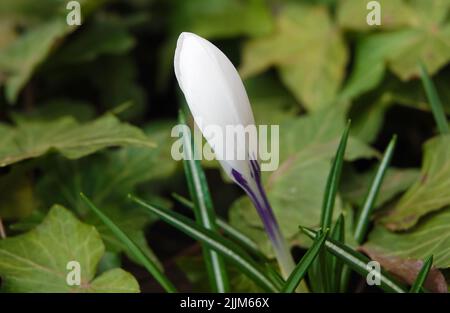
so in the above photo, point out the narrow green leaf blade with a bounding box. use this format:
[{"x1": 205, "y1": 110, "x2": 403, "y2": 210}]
[
  {"x1": 419, "y1": 62, "x2": 449, "y2": 134},
  {"x1": 178, "y1": 110, "x2": 229, "y2": 292},
  {"x1": 301, "y1": 226, "x2": 406, "y2": 293},
  {"x1": 320, "y1": 120, "x2": 351, "y2": 228},
  {"x1": 410, "y1": 255, "x2": 433, "y2": 293},
  {"x1": 172, "y1": 193, "x2": 267, "y2": 261},
  {"x1": 130, "y1": 195, "x2": 281, "y2": 292},
  {"x1": 317, "y1": 120, "x2": 350, "y2": 292},
  {"x1": 354, "y1": 135, "x2": 397, "y2": 244},
  {"x1": 80, "y1": 193, "x2": 177, "y2": 293},
  {"x1": 282, "y1": 230, "x2": 328, "y2": 293},
  {"x1": 330, "y1": 214, "x2": 345, "y2": 292}
]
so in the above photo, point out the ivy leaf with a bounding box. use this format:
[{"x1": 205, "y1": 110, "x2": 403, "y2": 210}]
[
  {"x1": 0, "y1": 205, "x2": 139, "y2": 292},
  {"x1": 0, "y1": 0, "x2": 105, "y2": 24},
  {"x1": 0, "y1": 114, "x2": 155, "y2": 167},
  {"x1": 360, "y1": 247, "x2": 447, "y2": 293},
  {"x1": 337, "y1": 0, "x2": 414, "y2": 31},
  {"x1": 229, "y1": 105, "x2": 377, "y2": 256},
  {"x1": 367, "y1": 209, "x2": 450, "y2": 268},
  {"x1": 157, "y1": 0, "x2": 274, "y2": 91},
  {"x1": 362, "y1": 208, "x2": 450, "y2": 291},
  {"x1": 18, "y1": 99, "x2": 95, "y2": 122},
  {"x1": 244, "y1": 74, "x2": 299, "y2": 126},
  {"x1": 0, "y1": 20, "x2": 17, "y2": 51},
  {"x1": 341, "y1": 0, "x2": 450, "y2": 99},
  {"x1": 381, "y1": 135, "x2": 450, "y2": 230},
  {"x1": 387, "y1": 69, "x2": 450, "y2": 113},
  {"x1": 341, "y1": 167, "x2": 420, "y2": 209},
  {"x1": 0, "y1": 19, "x2": 72, "y2": 103},
  {"x1": 0, "y1": 0, "x2": 109, "y2": 103},
  {"x1": 240, "y1": 3, "x2": 347, "y2": 111},
  {"x1": 170, "y1": 0, "x2": 273, "y2": 38},
  {"x1": 37, "y1": 121, "x2": 176, "y2": 206},
  {"x1": 51, "y1": 17, "x2": 135, "y2": 65},
  {"x1": 36, "y1": 121, "x2": 177, "y2": 265}
]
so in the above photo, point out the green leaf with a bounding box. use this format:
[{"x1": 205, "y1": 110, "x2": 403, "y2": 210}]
[
  {"x1": 410, "y1": 255, "x2": 433, "y2": 293},
  {"x1": 341, "y1": 167, "x2": 419, "y2": 209},
  {"x1": 419, "y1": 62, "x2": 449, "y2": 134},
  {"x1": 365, "y1": 208, "x2": 450, "y2": 269},
  {"x1": 240, "y1": 3, "x2": 347, "y2": 110},
  {"x1": 172, "y1": 193, "x2": 267, "y2": 262},
  {"x1": 340, "y1": 31, "x2": 408, "y2": 99},
  {"x1": 0, "y1": 114, "x2": 155, "y2": 167},
  {"x1": 170, "y1": 0, "x2": 273, "y2": 38},
  {"x1": 349, "y1": 92, "x2": 392, "y2": 143},
  {"x1": 385, "y1": 69, "x2": 450, "y2": 113},
  {"x1": 354, "y1": 136, "x2": 397, "y2": 243},
  {"x1": 18, "y1": 99, "x2": 95, "y2": 122},
  {"x1": 314, "y1": 121, "x2": 349, "y2": 293},
  {"x1": 130, "y1": 195, "x2": 281, "y2": 292},
  {"x1": 381, "y1": 135, "x2": 450, "y2": 230},
  {"x1": 282, "y1": 230, "x2": 328, "y2": 293},
  {"x1": 0, "y1": 0, "x2": 105, "y2": 24},
  {"x1": 51, "y1": 17, "x2": 135, "y2": 65},
  {"x1": 229, "y1": 104, "x2": 376, "y2": 256},
  {"x1": 0, "y1": 19, "x2": 72, "y2": 103},
  {"x1": 36, "y1": 121, "x2": 177, "y2": 264},
  {"x1": 0, "y1": 205, "x2": 139, "y2": 292},
  {"x1": 321, "y1": 121, "x2": 350, "y2": 229},
  {"x1": 0, "y1": 20, "x2": 17, "y2": 50},
  {"x1": 301, "y1": 227, "x2": 406, "y2": 293},
  {"x1": 38, "y1": 169, "x2": 161, "y2": 269},
  {"x1": 341, "y1": 1, "x2": 450, "y2": 99},
  {"x1": 337, "y1": 0, "x2": 414, "y2": 31},
  {"x1": 330, "y1": 214, "x2": 345, "y2": 292},
  {"x1": 244, "y1": 74, "x2": 299, "y2": 126},
  {"x1": 179, "y1": 109, "x2": 229, "y2": 292},
  {"x1": 80, "y1": 194, "x2": 176, "y2": 293}
]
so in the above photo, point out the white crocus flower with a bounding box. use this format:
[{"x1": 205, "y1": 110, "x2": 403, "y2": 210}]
[{"x1": 174, "y1": 32, "x2": 295, "y2": 278}]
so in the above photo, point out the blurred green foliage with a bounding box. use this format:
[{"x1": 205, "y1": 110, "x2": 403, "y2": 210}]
[{"x1": 0, "y1": 0, "x2": 449, "y2": 292}]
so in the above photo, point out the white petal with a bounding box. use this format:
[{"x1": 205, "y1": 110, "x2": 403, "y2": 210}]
[{"x1": 174, "y1": 32, "x2": 257, "y2": 179}]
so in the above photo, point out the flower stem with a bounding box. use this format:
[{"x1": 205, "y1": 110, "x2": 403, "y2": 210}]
[
  {"x1": 231, "y1": 161, "x2": 308, "y2": 291},
  {"x1": 251, "y1": 184, "x2": 295, "y2": 277}
]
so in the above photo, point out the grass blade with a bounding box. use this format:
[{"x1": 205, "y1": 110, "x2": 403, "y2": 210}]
[
  {"x1": 330, "y1": 214, "x2": 345, "y2": 292},
  {"x1": 354, "y1": 135, "x2": 397, "y2": 244},
  {"x1": 419, "y1": 62, "x2": 449, "y2": 134},
  {"x1": 314, "y1": 121, "x2": 350, "y2": 292},
  {"x1": 282, "y1": 230, "x2": 328, "y2": 293},
  {"x1": 130, "y1": 195, "x2": 281, "y2": 292},
  {"x1": 320, "y1": 120, "x2": 351, "y2": 229},
  {"x1": 301, "y1": 226, "x2": 406, "y2": 293},
  {"x1": 172, "y1": 192, "x2": 267, "y2": 261},
  {"x1": 80, "y1": 193, "x2": 177, "y2": 293},
  {"x1": 178, "y1": 109, "x2": 229, "y2": 292},
  {"x1": 339, "y1": 136, "x2": 397, "y2": 292},
  {"x1": 410, "y1": 255, "x2": 433, "y2": 293},
  {"x1": 265, "y1": 263, "x2": 285, "y2": 289}
]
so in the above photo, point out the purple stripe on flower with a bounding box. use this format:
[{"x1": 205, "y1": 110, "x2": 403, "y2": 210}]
[{"x1": 231, "y1": 163, "x2": 284, "y2": 249}]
